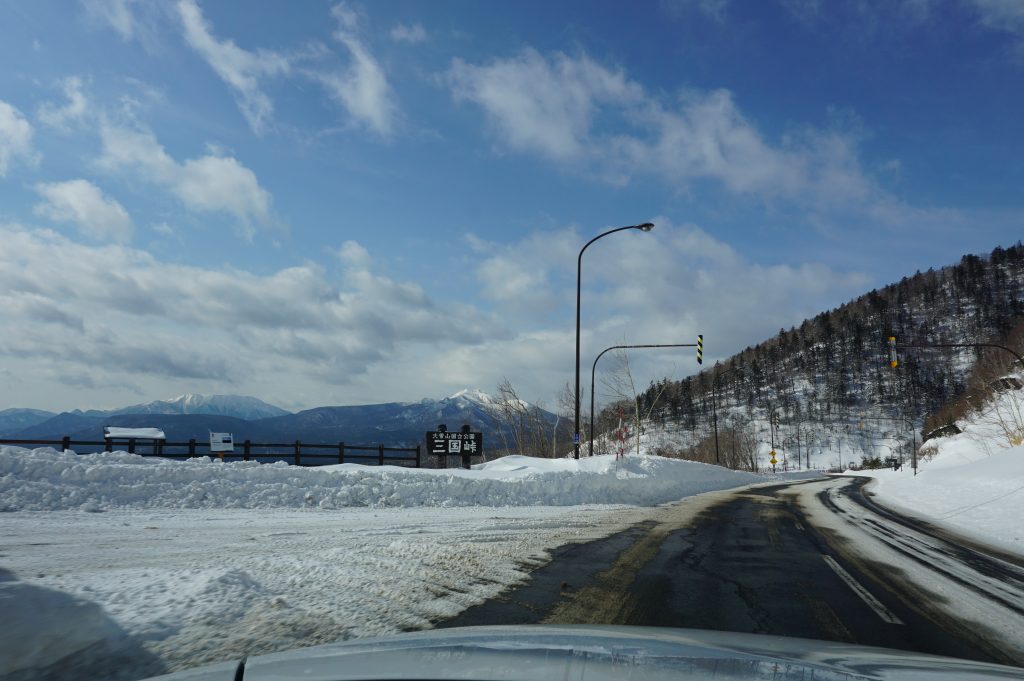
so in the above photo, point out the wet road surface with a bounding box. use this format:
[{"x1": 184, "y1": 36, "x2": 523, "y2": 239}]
[{"x1": 440, "y1": 476, "x2": 1024, "y2": 667}]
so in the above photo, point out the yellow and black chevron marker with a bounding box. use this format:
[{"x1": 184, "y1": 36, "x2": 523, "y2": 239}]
[
  {"x1": 888, "y1": 336, "x2": 898, "y2": 368},
  {"x1": 697, "y1": 335, "x2": 703, "y2": 365}
]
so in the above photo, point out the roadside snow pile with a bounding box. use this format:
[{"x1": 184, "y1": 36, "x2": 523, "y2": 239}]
[
  {"x1": 0, "y1": 448, "x2": 765, "y2": 511},
  {"x1": 852, "y1": 384, "x2": 1024, "y2": 553}
]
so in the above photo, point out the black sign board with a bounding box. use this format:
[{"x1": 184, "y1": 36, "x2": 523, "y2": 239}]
[{"x1": 427, "y1": 430, "x2": 483, "y2": 456}]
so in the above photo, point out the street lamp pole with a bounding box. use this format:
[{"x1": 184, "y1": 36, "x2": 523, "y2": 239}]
[
  {"x1": 590, "y1": 342, "x2": 698, "y2": 457},
  {"x1": 574, "y1": 223, "x2": 654, "y2": 459}
]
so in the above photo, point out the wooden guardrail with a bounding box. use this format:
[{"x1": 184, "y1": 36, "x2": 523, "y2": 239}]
[{"x1": 0, "y1": 437, "x2": 422, "y2": 467}]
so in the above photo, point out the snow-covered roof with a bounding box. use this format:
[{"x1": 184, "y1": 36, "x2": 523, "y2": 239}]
[{"x1": 103, "y1": 427, "x2": 166, "y2": 439}]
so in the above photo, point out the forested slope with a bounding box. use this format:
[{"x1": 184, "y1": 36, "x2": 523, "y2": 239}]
[{"x1": 607, "y1": 243, "x2": 1024, "y2": 466}]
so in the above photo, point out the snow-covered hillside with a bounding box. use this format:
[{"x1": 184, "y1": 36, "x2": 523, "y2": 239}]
[{"x1": 597, "y1": 409, "x2": 903, "y2": 473}]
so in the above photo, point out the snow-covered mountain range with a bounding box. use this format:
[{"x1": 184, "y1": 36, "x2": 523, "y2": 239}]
[
  {"x1": 0, "y1": 408, "x2": 57, "y2": 437},
  {"x1": 1, "y1": 389, "x2": 555, "y2": 449},
  {"x1": 94, "y1": 393, "x2": 291, "y2": 420}
]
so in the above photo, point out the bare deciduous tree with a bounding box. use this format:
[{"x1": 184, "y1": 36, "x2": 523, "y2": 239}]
[
  {"x1": 599, "y1": 348, "x2": 672, "y2": 457},
  {"x1": 493, "y1": 378, "x2": 563, "y2": 457},
  {"x1": 555, "y1": 381, "x2": 576, "y2": 458}
]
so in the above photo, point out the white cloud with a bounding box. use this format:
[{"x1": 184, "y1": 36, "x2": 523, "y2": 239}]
[
  {"x1": 971, "y1": 0, "x2": 1024, "y2": 55},
  {"x1": 972, "y1": 0, "x2": 1024, "y2": 32},
  {"x1": 0, "y1": 100, "x2": 37, "y2": 178},
  {"x1": 0, "y1": 219, "x2": 883, "y2": 411},
  {"x1": 176, "y1": 155, "x2": 271, "y2": 226},
  {"x1": 97, "y1": 122, "x2": 272, "y2": 232},
  {"x1": 0, "y1": 225, "x2": 500, "y2": 409},
  {"x1": 470, "y1": 220, "x2": 871, "y2": 401},
  {"x1": 390, "y1": 23, "x2": 427, "y2": 44},
  {"x1": 448, "y1": 48, "x2": 642, "y2": 162},
  {"x1": 87, "y1": 1, "x2": 398, "y2": 138},
  {"x1": 81, "y1": 0, "x2": 167, "y2": 49},
  {"x1": 778, "y1": 0, "x2": 823, "y2": 26},
  {"x1": 176, "y1": 0, "x2": 291, "y2": 135},
  {"x1": 33, "y1": 179, "x2": 134, "y2": 243},
  {"x1": 466, "y1": 229, "x2": 580, "y2": 320},
  {"x1": 81, "y1": 0, "x2": 138, "y2": 40},
  {"x1": 447, "y1": 49, "x2": 918, "y2": 217},
  {"x1": 38, "y1": 76, "x2": 90, "y2": 130},
  {"x1": 419, "y1": 227, "x2": 873, "y2": 409},
  {"x1": 331, "y1": 2, "x2": 360, "y2": 31},
  {"x1": 608, "y1": 88, "x2": 807, "y2": 197},
  {"x1": 314, "y1": 3, "x2": 398, "y2": 136},
  {"x1": 337, "y1": 240, "x2": 371, "y2": 268},
  {"x1": 772, "y1": 0, "x2": 1024, "y2": 51},
  {"x1": 152, "y1": 222, "x2": 175, "y2": 237}
]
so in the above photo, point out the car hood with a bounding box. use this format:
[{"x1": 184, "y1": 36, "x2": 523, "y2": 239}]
[{"x1": 146, "y1": 624, "x2": 1024, "y2": 681}]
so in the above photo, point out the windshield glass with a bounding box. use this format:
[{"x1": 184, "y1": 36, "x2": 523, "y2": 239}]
[{"x1": 1, "y1": 2, "x2": 1023, "y2": 680}]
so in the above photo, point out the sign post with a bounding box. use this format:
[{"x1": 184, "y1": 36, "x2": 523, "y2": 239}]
[
  {"x1": 427, "y1": 424, "x2": 483, "y2": 470},
  {"x1": 209, "y1": 432, "x2": 234, "y2": 461}
]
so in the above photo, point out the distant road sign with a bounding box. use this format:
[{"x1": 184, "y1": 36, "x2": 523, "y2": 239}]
[
  {"x1": 210, "y1": 432, "x2": 234, "y2": 453},
  {"x1": 427, "y1": 430, "x2": 482, "y2": 456}
]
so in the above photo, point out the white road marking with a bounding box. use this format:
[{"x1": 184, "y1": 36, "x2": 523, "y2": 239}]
[{"x1": 822, "y1": 554, "x2": 904, "y2": 625}]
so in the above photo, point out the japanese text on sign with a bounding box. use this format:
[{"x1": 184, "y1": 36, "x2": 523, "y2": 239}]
[
  {"x1": 427, "y1": 430, "x2": 483, "y2": 456},
  {"x1": 209, "y1": 432, "x2": 234, "y2": 453}
]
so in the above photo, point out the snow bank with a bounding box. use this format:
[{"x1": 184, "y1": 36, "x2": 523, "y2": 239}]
[
  {"x1": 0, "y1": 447, "x2": 766, "y2": 511},
  {"x1": 0, "y1": 447, "x2": 778, "y2": 679},
  {"x1": 856, "y1": 441, "x2": 1024, "y2": 552},
  {"x1": 852, "y1": 386, "x2": 1024, "y2": 553}
]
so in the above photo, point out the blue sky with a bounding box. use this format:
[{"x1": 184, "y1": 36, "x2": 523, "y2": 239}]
[{"x1": 1, "y1": 0, "x2": 1023, "y2": 413}]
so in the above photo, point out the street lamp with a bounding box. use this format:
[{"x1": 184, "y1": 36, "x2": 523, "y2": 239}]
[
  {"x1": 589, "y1": 342, "x2": 698, "y2": 457},
  {"x1": 574, "y1": 223, "x2": 654, "y2": 459},
  {"x1": 890, "y1": 338, "x2": 1024, "y2": 370}
]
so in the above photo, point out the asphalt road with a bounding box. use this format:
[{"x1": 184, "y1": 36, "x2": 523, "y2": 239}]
[{"x1": 439, "y1": 476, "x2": 1024, "y2": 667}]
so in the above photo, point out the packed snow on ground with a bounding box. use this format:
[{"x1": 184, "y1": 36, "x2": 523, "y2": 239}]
[
  {"x1": 0, "y1": 447, "x2": 772, "y2": 680},
  {"x1": 850, "y1": 385, "x2": 1024, "y2": 554}
]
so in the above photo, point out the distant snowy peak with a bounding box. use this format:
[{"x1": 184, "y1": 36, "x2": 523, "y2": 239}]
[
  {"x1": 113, "y1": 394, "x2": 290, "y2": 420},
  {"x1": 447, "y1": 388, "x2": 497, "y2": 404},
  {"x1": 444, "y1": 388, "x2": 532, "y2": 412}
]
